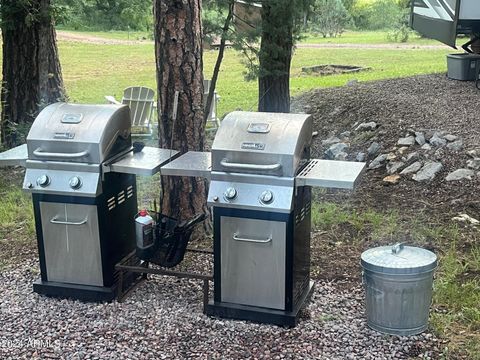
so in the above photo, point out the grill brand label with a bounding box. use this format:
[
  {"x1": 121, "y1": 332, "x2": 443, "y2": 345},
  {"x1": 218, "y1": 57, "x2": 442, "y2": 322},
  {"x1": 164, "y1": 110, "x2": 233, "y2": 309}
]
[
  {"x1": 53, "y1": 132, "x2": 75, "y2": 139},
  {"x1": 241, "y1": 141, "x2": 265, "y2": 150}
]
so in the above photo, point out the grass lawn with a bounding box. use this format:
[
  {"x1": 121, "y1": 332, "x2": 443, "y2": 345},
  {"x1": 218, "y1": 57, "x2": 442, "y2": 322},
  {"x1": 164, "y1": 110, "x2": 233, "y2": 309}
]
[{"x1": 57, "y1": 40, "x2": 456, "y2": 119}]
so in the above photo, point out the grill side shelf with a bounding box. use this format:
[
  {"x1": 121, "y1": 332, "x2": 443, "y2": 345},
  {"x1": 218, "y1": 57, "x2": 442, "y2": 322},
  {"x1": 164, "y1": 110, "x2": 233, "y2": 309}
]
[
  {"x1": 0, "y1": 144, "x2": 28, "y2": 167},
  {"x1": 106, "y1": 147, "x2": 180, "y2": 176},
  {"x1": 160, "y1": 151, "x2": 212, "y2": 180},
  {"x1": 295, "y1": 159, "x2": 366, "y2": 190}
]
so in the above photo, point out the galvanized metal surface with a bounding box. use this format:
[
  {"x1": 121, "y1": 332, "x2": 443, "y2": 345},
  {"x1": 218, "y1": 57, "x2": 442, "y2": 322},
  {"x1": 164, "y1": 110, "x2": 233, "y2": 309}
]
[
  {"x1": 295, "y1": 159, "x2": 366, "y2": 190},
  {"x1": 107, "y1": 147, "x2": 179, "y2": 176},
  {"x1": 40, "y1": 202, "x2": 104, "y2": 286},
  {"x1": 159, "y1": 151, "x2": 211, "y2": 179},
  {"x1": 27, "y1": 103, "x2": 131, "y2": 164},
  {"x1": 211, "y1": 111, "x2": 312, "y2": 177},
  {"x1": 220, "y1": 216, "x2": 286, "y2": 310},
  {"x1": 361, "y1": 244, "x2": 437, "y2": 274},
  {"x1": 361, "y1": 244, "x2": 437, "y2": 336},
  {"x1": 0, "y1": 144, "x2": 28, "y2": 167}
]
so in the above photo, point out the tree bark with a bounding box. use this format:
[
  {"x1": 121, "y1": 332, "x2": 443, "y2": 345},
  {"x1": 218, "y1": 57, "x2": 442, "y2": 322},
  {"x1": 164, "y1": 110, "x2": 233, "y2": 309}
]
[
  {"x1": 1, "y1": 0, "x2": 66, "y2": 148},
  {"x1": 258, "y1": 1, "x2": 294, "y2": 113},
  {"x1": 154, "y1": 0, "x2": 209, "y2": 228}
]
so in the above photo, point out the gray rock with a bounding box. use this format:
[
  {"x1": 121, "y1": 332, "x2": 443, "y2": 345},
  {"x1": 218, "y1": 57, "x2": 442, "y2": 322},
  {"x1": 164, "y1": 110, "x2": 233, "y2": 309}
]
[
  {"x1": 387, "y1": 161, "x2": 405, "y2": 175},
  {"x1": 347, "y1": 79, "x2": 358, "y2": 86},
  {"x1": 339, "y1": 131, "x2": 351, "y2": 139},
  {"x1": 412, "y1": 161, "x2": 443, "y2": 181},
  {"x1": 367, "y1": 142, "x2": 381, "y2": 156},
  {"x1": 467, "y1": 149, "x2": 480, "y2": 158},
  {"x1": 429, "y1": 133, "x2": 447, "y2": 147},
  {"x1": 400, "y1": 161, "x2": 423, "y2": 175},
  {"x1": 445, "y1": 169, "x2": 475, "y2": 181},
  {"x1": 325, "y1": 143, "x2": 349, "y2": 160},
  {"x1": 444, "y1": 134, "x2": 458, "y2": 142},
  {"x1": 355, "y1": 121, "x2": 377, "y2": 132},
  {"x1": 368, "y1": 154, "x2": 388, "y2": 170},
  {"x1": 397, "y1": 136, "x2": 415, "y2": 146},
  {"x1": 356, "y1": 152, "x2": 366, "y2": 162},
  {"x1": 406, "y1": 152, "x2": 420, "y2": 163},
  {"x1": 322, "y1": 136, "x2": 341, "y2": 146},
  {"x1": 467, "y1": 159, "x2": 480, "y2": 170},
  {"x1": 335, "y1": 152, "x2": 348, "y2": 161},
  {"x1": 421, "y1": 143, "x2": 432, "y2": 151},
  {"x1": 415, "y1": 132, "x2": 426, "y2": 146},
  {"x1": 446, "y1": 139, "x2": 463, "y2": 152}
]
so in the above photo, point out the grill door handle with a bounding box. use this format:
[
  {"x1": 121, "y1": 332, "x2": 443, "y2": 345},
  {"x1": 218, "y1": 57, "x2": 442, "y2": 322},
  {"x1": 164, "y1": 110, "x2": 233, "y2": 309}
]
[
  {"x1": 233, "y1": 233, "x2": 272, "y2": 244},
  {"x1": 220, "y1": 159, "x2": 282, "y2": 172},
  {"x1": 33, "y1": 149, "x2": 89, "y2": 159},
  {"x1": 50, "y1": 217, "x2": 88, "y2": 226}
]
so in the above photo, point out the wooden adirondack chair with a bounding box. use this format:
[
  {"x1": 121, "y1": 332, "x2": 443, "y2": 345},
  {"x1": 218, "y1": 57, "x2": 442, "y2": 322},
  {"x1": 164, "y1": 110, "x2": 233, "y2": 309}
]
[
  {"x1": 204, "y1": 79, "x2": 221, "y2": 132},
  {"x1": 105, "y1": 86, "x2": 156, "y2": 137}
]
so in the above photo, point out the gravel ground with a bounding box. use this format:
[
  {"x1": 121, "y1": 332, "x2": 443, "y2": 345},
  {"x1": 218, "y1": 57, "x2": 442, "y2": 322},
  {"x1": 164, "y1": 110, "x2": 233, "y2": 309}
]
[{"x1": 0, "y1": 256, "x2": 442, "y2": 360}]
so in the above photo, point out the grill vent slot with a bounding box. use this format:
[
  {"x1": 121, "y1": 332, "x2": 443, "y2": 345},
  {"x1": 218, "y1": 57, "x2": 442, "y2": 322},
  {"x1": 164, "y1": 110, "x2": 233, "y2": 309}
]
[
  {"x1": 107, "y1": 196, "x2": 116, "y2": 211},
  {"x1": 127, "y1": 185, "x2": 134, "y2": 199},
  {"x1": 118, "y1": 190, "x2": 126, "y2": 205}
]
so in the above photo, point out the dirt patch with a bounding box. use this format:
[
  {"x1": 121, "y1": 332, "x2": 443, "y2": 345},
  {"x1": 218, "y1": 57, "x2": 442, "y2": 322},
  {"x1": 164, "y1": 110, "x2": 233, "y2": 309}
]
[
  {"x1": 302, "y1": 64, "x2": 370, "y2": 76},
  {"x1": 56, "y1": 31, "x2": 152, "y2": 45}
]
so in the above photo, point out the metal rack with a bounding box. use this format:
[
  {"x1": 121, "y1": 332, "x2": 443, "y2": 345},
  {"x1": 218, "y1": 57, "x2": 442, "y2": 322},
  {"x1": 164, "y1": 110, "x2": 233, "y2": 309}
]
[{"x1": 115, "y1": 248, "x2": 213, "y2": 311}]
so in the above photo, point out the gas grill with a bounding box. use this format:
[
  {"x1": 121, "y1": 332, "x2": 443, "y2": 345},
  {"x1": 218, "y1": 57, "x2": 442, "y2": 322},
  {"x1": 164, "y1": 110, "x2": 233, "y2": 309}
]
[
  {"x1": 0, "y1": 102, "x2": 178, "y2": 301},
  {"x1": 161, "y1": 111, "x2": 365, "y2": 326}
]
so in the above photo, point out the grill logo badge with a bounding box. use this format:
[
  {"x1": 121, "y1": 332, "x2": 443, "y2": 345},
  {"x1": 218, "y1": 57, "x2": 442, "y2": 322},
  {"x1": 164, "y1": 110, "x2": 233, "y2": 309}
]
[
  {"x1": 53, "y1": 132, "x2": 75, "y2": 139},
  {"x1": 241, "y1": 142, "x2": 265, "y2": 150}
]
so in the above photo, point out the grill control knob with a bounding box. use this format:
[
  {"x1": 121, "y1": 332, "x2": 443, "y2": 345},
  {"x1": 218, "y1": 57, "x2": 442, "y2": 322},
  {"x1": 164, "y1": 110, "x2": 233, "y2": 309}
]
[
  {"x1": 260, "y1": 190, "x2": 274, "y2": 204},
  {"x1": 69, "y1": 176, "x2": 82, "y2": 190},
  {"x1": 224, "y1": 187, "x2": 237, "y2": 201},
  {"x1": 37, "y1": 175, "x2": 50, "y2": 187}
]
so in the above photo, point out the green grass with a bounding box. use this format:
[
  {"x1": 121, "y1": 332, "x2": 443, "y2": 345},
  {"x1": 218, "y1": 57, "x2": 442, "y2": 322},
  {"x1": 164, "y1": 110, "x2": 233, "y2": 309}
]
[
  {"x1": 431, "y1": 243, "x2": 480, "y2": 359},
  {"x1": 56, "y1": 40, "x2": 457, "y2": 119},
  {"x1": 311, "y1": 201, "x2": 401, "y2": 240}
]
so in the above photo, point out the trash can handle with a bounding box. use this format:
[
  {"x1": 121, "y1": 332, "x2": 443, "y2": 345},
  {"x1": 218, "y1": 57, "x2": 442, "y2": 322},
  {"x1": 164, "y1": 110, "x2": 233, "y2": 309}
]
[{"x1": 391, "y1": 243, "x2": 405, "y2": 254}]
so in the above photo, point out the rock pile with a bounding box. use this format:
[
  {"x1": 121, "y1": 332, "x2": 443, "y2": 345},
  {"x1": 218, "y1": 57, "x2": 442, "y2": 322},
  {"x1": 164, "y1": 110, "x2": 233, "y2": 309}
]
[{"x1": 319, "y1": 124, "x2": 480, "y2": 184}]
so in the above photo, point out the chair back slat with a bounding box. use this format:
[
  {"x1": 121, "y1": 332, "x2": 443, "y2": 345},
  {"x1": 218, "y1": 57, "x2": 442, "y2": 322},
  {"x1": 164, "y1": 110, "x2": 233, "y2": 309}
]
[{"x1": 121, "y1": 86, "x2": 155, "y2": 132}]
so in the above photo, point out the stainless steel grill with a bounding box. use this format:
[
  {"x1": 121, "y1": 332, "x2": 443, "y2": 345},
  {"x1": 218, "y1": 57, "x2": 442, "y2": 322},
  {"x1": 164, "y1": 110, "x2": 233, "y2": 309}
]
[
  {"x1": 161, "y1": 111, "x2": 365, "y2": 326},
  {"x1": 0, "y1": 102, "x2": 178, "y2": 301}
]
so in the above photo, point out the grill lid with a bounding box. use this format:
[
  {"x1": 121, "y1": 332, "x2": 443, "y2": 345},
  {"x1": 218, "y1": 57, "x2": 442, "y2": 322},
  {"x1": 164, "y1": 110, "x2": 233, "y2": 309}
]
[
  {"x1": 211, "y1": 111, "x2": 312, "y2": 177},
  {"x1": 27, "y1": 103, "x2": 131, "y2": 164},
  {"x1": 361, "y1": 244, "x2": 438, "y2": 275}
]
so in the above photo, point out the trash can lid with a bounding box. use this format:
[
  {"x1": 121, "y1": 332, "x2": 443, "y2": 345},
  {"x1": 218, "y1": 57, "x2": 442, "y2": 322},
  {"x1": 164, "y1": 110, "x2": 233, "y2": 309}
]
[{"x1": 361, "y1": 243, "x2": 437, "y2": 275}]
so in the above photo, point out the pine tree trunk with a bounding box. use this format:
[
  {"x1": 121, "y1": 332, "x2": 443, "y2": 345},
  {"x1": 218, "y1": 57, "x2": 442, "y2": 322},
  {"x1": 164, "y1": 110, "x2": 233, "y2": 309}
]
[
  {"x1": 258, "y1": 1, "x2": 294, "y2": 113},
  {"x1": 154, "y1": 0, "x2": 209, "y2": 228},
  {"x1": 1, "y1": 0, "x2": 66, "y2": 148}
]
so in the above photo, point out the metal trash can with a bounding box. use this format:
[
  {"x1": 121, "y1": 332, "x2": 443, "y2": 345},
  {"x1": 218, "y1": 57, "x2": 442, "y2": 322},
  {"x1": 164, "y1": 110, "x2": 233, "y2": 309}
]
[{"x1": 361, "y1": 243, "x2": 438, "y2": 336}]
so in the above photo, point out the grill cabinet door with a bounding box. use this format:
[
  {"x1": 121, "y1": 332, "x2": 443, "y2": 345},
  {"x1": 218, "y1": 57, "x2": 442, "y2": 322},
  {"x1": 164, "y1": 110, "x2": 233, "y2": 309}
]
[
  {"x1": 40, "y1": 202, "x2": 103, "y2": 286},
  {"x1": 220, "y1": 216, "x2": 286, "y2": 310}
]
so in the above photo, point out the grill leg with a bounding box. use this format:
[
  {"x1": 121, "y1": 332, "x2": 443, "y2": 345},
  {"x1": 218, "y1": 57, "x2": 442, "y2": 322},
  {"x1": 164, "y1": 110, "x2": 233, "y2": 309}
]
[
  {"x1": 117, "y1": 270, "x2": 124, "y2": 302},
  {"x1": 203, "y1": 279, "x2": 209, "y2": 314}
]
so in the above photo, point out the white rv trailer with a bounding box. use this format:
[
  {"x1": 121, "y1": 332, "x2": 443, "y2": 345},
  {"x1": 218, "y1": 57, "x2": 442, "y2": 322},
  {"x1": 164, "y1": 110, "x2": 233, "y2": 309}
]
[{"x1": 411, "y1": 0, "x2": 480, "y2": 48}]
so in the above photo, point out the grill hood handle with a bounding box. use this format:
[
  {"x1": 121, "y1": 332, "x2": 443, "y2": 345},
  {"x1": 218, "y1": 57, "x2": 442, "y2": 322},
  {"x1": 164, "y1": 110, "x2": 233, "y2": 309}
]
[
  {"x1": 33, "y1": 148, "x2": 89, "y2": 159},
  {"x1": 220, "y1": 159, "x2": 282, "y2": 172}
]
